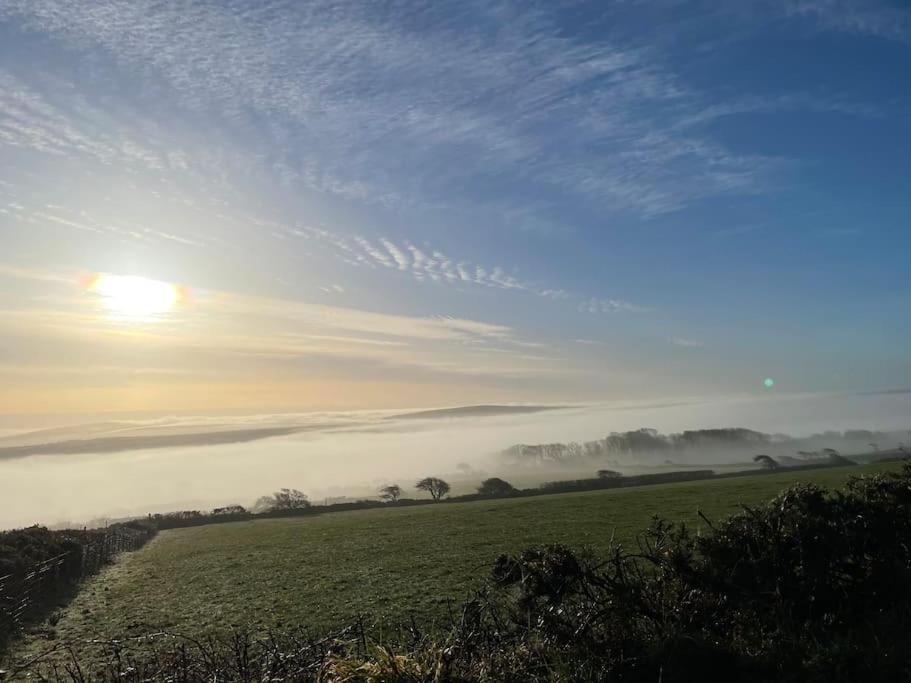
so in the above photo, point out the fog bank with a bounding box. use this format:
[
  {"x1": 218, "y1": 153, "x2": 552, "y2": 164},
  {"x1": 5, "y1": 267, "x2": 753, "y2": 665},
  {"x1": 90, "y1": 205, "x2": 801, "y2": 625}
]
[{"x1": 1, "y1": 391, "x2": 909, "y2": 529}]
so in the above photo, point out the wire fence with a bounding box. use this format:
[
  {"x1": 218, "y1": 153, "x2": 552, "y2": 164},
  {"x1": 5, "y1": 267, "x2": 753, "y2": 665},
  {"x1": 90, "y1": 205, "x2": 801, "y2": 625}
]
[{"x1": 0, "y1": 526, "x2": 155, "y2": 645}]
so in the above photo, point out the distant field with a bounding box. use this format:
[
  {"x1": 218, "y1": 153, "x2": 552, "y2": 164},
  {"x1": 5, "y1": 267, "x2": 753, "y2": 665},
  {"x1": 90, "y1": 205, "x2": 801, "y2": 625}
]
[{"x1": 13, "y1": 462, "x2": 901, "y2": 661}]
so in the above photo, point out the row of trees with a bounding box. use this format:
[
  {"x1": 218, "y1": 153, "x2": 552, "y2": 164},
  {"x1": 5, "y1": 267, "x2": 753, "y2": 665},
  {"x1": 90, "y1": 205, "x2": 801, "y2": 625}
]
[
  {"x1": 503, "y1": 427, "x2": 772, "y2": 463},
  {"x1": 170, "y1": 443, "x2": 877, "y2": 522},
  {"x1": 156, "y1": 445, "x2": 871, "y2": 527},
  {"x1": 207, "y1": 444, "x2": 875, "y2": 516},
  {"x1": 504, "y1": 428, "x2": 908, "y2": 465},
  {"x1": 379, "y1": 476, "x2": 520, "y2": 502},
  {"x1": 174, "y1": 450, "x2": 864, "y2": 522},
  {"x1": 234, "y1": 476, "x2": 522, "y2": 515},
  {"x1": 162, "y1": 476, "x2": 525, "y2": 524}
]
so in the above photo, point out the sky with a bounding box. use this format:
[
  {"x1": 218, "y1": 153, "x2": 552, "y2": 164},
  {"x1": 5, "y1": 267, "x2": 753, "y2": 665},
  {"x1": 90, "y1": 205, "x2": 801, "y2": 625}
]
[{"x1": 1, "y1": 0, "x2": 910, "y2": 417}]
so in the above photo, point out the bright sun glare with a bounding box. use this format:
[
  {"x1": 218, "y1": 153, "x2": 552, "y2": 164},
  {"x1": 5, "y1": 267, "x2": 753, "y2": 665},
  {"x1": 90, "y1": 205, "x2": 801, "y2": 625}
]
[{"x1": 88, "y1": 274, "x2": 182, "y2": 321}]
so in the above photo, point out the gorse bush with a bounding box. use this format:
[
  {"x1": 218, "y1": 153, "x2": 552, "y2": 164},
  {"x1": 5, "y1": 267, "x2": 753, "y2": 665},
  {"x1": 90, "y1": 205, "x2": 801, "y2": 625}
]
[
  {"x1": 482, "y1": 474, "x2": 911, "y2": 681},
  {"x1": 15, "y1": 464, "x2": 911, "y2": 681},
  {"x1": 0, "y1": 527, "x2": 81, "y2": 579}
]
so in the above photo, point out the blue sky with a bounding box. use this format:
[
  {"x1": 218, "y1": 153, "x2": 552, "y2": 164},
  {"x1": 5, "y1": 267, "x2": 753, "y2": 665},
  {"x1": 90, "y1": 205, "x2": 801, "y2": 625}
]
[{"x1": 0, "y1": 0, "x2": 909, "y2": 414}]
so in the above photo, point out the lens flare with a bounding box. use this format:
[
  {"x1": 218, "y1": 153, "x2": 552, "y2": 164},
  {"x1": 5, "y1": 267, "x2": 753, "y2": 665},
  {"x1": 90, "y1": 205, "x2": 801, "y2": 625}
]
[
  {"x1": 764, "y1": 377, "x2": 775, "y2": 388},
  {"x1": 86, "y1": 273, "x2": 185, "y2": 321}
]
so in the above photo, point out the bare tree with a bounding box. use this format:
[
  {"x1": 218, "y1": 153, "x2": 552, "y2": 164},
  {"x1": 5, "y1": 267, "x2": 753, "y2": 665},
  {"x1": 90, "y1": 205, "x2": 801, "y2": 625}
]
[
  {"x1": 415, "y1": 477, "x2": 451, "y2": 501},
  {"x1": 254, "y1": 488, "x2": 310, "y2": 512},
  {"x1": 379, "y1": 484, "x2": 402, "y2": 503},
  {"x1": 753, "y1": 454, "x2": 779, "y2": 470},
  {"x1": 276, "y1": 488, "x2": 310, "y2": 510}
]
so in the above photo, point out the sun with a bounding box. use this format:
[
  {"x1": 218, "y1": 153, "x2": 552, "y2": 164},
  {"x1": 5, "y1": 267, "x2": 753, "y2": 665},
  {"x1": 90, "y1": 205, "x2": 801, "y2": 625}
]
[{"x1": 87, "y1": 273, "x2": 182, "y2": 321}]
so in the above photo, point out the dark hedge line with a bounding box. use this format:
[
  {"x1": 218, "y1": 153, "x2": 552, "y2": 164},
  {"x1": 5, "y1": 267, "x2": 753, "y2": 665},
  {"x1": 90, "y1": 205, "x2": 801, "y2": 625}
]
[
  {"x1": 154, "y1": 462, "x2": 859, "y2": 532},
  {"x1": 0, "y1": 522, "x2": 156, "y2": 650},
  {"x1": 12, "y1": 462, "x2": 911, "y2": 682},
  {"x1": 538, "y1": 468, "x2": 716, "y2": 493}
]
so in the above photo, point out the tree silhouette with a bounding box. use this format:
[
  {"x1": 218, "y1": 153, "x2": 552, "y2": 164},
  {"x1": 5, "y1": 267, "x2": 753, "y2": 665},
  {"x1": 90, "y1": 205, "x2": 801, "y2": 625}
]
[
  {"x1": 379, "y1": 484, "x2": 402, "y2": 503},
  {"x1": 212, "y1": 505, "x2": 247, "y2": 515},
  {"x1": 254, "y1": 488, "x2": 309, "y2": 512},
  {"x1": 477, "y1": 477, "x2": 517, "y2": 497},
  {"x1": 416, "y1": 477, "x2": 450, "y2": 501},
  {"x1": 753, "y1": 454, "x2": 779, "y2": 470}
]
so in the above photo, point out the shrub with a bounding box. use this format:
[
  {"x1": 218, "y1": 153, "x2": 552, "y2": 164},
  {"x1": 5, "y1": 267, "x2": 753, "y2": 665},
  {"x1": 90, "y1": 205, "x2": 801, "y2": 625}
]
[{"x1": 477, "y1": 477, "x2": 516, "y2": 497}]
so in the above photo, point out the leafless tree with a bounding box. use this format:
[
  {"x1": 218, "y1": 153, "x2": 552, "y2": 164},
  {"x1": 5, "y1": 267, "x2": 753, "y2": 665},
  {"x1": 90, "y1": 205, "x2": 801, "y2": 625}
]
[
  {"x1": 416, "y1": 477, "x2": 450, "y2": 501},
  {"x1": 254, "y1": 488, "x2": 310, "y2": 512},
  {"x1": 379, "y1": 484, "x2": 402, "y2": 503}
]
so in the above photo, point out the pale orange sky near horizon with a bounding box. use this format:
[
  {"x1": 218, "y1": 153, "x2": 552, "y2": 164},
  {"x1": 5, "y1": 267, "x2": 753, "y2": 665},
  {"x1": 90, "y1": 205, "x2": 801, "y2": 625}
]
[
  {"x1": 0, "y1": 377, "x2": 548, "y2": 415},
  {"x1": 0, "y1": 266, "x2": 645, "y2": 416},
  {"x1": 2, "y1": 263, "x2": 895, "y2": 418}
]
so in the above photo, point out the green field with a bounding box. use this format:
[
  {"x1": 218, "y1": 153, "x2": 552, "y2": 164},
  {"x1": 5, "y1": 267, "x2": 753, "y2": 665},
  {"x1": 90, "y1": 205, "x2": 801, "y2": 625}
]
[{"x1": 14, "y1": 463, "x2": 899, "y2": 660}]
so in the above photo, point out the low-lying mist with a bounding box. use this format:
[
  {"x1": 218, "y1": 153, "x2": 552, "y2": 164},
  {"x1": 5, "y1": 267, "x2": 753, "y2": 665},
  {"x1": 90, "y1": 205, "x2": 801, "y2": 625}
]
[{"x1": 1, "y1": 390, "x2": 909, "y2": 530}]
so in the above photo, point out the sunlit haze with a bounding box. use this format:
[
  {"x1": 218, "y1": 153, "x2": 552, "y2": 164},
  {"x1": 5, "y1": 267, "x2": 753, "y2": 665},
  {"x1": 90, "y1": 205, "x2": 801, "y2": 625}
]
[{"x1": 1, "y1": 0, "x2": 910, "y2": 529}]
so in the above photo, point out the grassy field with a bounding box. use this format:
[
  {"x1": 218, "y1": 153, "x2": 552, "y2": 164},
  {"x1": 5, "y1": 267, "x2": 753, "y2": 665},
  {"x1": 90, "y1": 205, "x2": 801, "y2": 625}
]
[{"x1": 13, "y1": 462, "x2": 900, "y2": 661}]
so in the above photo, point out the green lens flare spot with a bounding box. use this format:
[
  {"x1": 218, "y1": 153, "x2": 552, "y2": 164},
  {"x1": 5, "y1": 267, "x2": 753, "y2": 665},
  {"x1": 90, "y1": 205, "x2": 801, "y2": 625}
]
[{"x1": 763, "y1": 377, "x2": 775, "y2": 388}]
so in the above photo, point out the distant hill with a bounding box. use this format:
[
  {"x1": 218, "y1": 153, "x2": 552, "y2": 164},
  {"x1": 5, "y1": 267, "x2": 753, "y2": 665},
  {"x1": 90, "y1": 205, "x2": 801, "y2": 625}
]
[
  {"x1": 392, "y1": 404, "x2": 566, "y2": 420},
  {"x1": 0, "y1": 426, "x2": 316, "y2": 460},
  {"x1": 0, "y1": 421, "x2": 133, "y2": 446}
]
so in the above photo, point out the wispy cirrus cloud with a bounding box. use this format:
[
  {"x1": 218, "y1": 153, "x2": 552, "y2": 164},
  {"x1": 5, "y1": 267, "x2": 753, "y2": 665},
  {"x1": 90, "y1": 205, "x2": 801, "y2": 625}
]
[
  {"x1": 0, "y1": 0, "x2": 790, "y2": 219},
  {"x1": 290, "y1": 226, "x2": 642, "y2": 313},
  {"x1": 0, "y1": 0, "x2": 900, "y2": 235},
  {"x1": 0, "y1": 195, "x2": 210, "y2": 249},
  {"x1": 780, "y1": 0, "x2": 911, "y2": 42},
  {"x1": 0, "y1": 69, "x2": 187, "y2": 173},
  {"x1": 578, "y1": 297, "x2": 649, "y2": 314},
  {"x1": 294, "y1": 226, "x2": 538, "y2": 295}
]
